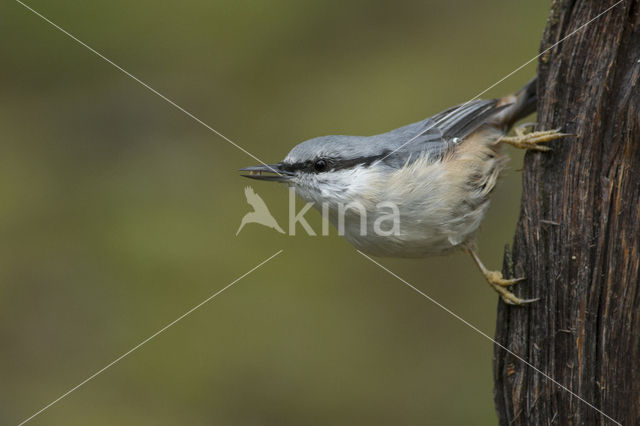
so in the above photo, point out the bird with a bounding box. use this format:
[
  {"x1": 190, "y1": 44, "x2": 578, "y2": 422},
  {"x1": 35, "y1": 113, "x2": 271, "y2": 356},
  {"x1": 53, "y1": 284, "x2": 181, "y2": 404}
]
[
  {"x1": 240, "y1": 77, "x2": 571, "y2": 305},
  {"x1": 236, "y1": 186, "x2": 285, "y2": 235}
]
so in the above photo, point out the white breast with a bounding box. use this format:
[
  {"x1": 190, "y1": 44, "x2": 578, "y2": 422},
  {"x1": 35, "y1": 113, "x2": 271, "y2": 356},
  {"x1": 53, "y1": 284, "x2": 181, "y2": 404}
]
[{"x1": 332, "y1": 158, "x2": 481, "y2": 257}]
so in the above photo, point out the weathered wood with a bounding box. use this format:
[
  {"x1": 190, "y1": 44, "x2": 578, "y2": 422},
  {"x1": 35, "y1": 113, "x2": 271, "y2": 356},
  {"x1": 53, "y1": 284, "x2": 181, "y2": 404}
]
[{"x1": 494, "y1": 1, "x2": 640, "y2": 425}]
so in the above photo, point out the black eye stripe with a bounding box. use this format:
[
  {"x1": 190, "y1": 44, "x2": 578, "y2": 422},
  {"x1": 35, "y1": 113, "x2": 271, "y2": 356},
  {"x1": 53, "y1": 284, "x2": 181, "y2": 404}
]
[{"x1": 284, "y1": 153, "x2": 387, "y2": 174}]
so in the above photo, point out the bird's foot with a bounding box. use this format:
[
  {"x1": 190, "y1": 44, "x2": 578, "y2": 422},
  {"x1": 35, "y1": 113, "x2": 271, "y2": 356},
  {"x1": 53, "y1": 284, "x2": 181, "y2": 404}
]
[
  {"x1": 483, "y1": 270, "x2": 536, "y2": 306},
  {"x1": 499, "y1": 126, "x2": 574, "y2": 152},
  {"x1": 484, "y1": 270, "x2": 524, "y2": 287}
]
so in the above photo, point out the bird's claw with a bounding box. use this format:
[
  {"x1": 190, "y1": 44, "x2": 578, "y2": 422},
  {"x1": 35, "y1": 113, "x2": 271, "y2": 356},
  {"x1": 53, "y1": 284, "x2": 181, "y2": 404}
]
[
  {"x1": 484, "y1": 270, "x2": 525, "y2": 287},
  {"x1": 484, "y1": 271, "x2": 535, "y2": 306},
  {"x1": 499, "y1": 128, "x2": 575, "y2": 152}
]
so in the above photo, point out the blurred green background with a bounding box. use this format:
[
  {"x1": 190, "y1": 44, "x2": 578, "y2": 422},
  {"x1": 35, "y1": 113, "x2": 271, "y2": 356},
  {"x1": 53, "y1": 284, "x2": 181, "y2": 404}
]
[{"x1": 1, "y1": 1, "x2": 549, "y2": 424}]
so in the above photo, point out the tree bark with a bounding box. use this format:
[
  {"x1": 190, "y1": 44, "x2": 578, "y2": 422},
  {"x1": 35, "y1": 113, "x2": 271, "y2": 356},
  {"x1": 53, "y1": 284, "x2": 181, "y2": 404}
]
[{"x1": 494, "y1": 1, "x2": 640, "y2": 425}]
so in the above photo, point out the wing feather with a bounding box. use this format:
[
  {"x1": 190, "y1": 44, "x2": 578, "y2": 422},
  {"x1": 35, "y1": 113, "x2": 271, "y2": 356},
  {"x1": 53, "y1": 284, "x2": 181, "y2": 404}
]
[
  {"x1": 431, "y1": 99, "x2": 506, "y2": 139},
  {"x1": 370, "y1": 99, "x2": 510, "y2": 168}
]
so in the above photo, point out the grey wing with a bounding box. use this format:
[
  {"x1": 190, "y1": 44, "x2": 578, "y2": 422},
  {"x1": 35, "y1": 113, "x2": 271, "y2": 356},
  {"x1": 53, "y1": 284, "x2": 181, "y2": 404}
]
[
  {"x1": 430, "y1": 99, "x2": 505, "y2": 140},
  {"x1": 375, "y1": 99, "x2": 506, "y2": 167}
]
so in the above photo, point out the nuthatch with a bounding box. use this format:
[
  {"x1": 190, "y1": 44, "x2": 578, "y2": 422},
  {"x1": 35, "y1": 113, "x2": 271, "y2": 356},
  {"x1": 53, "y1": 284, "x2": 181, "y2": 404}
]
[{"x1": 241, "y1": 77, "x2": 571, "y2": 305}]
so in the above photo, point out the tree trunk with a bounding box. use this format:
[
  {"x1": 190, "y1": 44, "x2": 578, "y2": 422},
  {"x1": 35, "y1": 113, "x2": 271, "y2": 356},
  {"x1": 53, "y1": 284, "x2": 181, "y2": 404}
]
[{"x1": 494, "y1": 1, "x2": 640, "y2": 425}]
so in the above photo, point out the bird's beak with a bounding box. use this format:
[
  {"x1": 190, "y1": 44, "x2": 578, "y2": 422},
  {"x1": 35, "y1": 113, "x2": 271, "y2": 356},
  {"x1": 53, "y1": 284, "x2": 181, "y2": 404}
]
[{"x1": 239, "y1": 163, "x2": 292, "y2": 182}]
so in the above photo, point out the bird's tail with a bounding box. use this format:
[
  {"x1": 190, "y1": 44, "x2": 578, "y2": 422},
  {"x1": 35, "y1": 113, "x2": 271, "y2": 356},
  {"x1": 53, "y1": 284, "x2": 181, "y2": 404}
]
[{"x1": 491, "y1": 76, "x2": 538, "y2": 130}]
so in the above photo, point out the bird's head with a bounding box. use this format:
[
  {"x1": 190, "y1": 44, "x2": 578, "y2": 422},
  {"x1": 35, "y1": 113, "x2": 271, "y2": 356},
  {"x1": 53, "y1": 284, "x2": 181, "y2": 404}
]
[{"x1": 240, "y1": 135, "x2": 388, "y2": 206}]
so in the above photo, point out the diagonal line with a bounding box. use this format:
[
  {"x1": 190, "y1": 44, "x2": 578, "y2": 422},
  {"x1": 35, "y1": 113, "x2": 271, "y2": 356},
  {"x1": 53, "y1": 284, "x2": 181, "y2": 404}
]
[
  {"x1": 468, "y1": 0, "x2": 624, "y2": 102},
  {"x1": 17, "y1": 249, "x2": 284, "y2": 426},
  {"x1": 357, "y1": 250, "x2": 622, "y2": 426},
  {"x1": 378, "y1": 0, "x2": 625, "y2": 163},
  {"x1": 14, "y1": 0, "x2": 281, "y2": 175}
]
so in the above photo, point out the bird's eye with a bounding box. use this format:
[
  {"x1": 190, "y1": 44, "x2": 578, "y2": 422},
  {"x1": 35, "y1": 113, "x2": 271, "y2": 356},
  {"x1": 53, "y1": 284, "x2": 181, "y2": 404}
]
[{"x1": 314, "y1": 159, "x2": 327, "y2": 172}]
